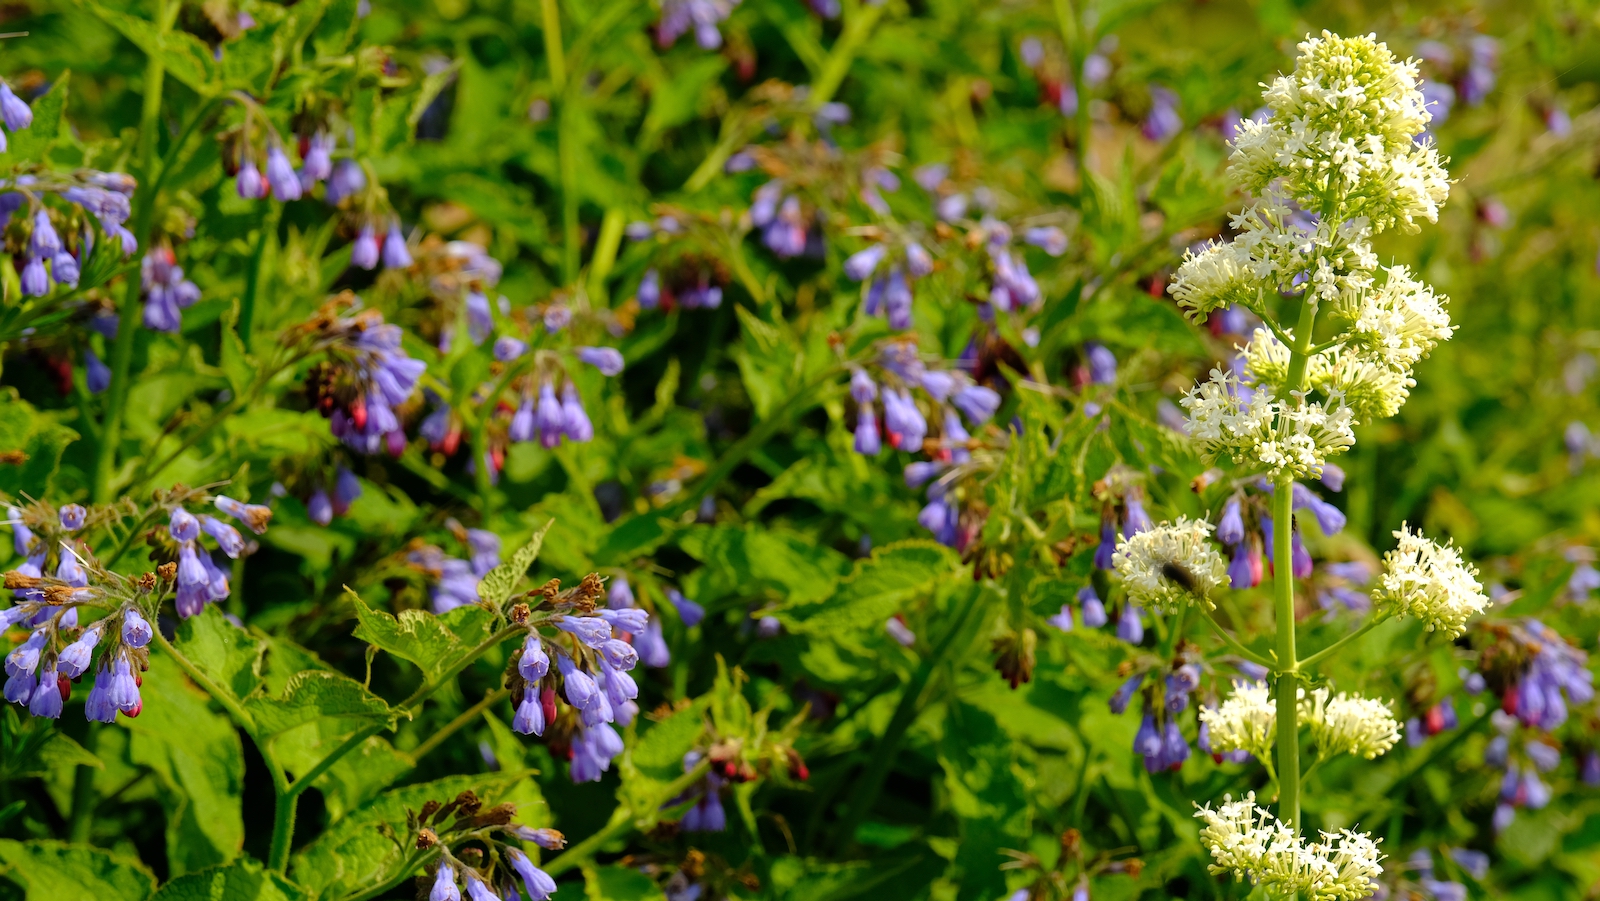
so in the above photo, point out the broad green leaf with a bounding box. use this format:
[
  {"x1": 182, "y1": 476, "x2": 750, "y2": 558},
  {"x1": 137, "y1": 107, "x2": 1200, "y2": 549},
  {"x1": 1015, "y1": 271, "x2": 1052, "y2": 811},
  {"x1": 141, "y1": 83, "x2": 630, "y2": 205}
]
[
  {"x1": 476, "y1": 519, "x2": 553, "y2": 609},
  {"x1": 0, "y1": 391, "x2": 78, "y2": 499},
  {"x1": 290, "y1": 772, "x2": 526, "y2": 901},
  {"x1": 151, "y1": 859, "x2": 305, "y2": 901},
  {"x1": 73, "y1": 0, "x2": 219, "y2": 94},
  {"x1": 0, "y1": 840, "x2": 156, "y2": 901},
  {"x1": 270, "y1": 725, "x2": 414, "y2": 822},
  {"x1": 586, "y1": 865, "x2": 666, "y2": 901},
  {"x1": 174, "y1": 605, "x2": 266, "y2": 703},
  {"x1": 311, "y1": 0, "x2": 362, "y2": 57},
  {"x1": 0, "y1": 707, "x2": 100, "y2": 780},
  {"x1": 678, "y1": 525, "x2": 851, "y2": 607},
  {"x1": 628, "y1": 700, "x2": 708, "y2": 784},
  {"x1": 218, "y1": 299, "x2": 257, "y2": 398},
  {"x1": 776, "y1": 541, "x2": 959, "y2": 634},
  {"x1": 126, "y1": 654, "x2": 247, "y2": 876},
  {"x1": 349, "y1": 587, "x2": 490, "y2": 679},
  {"x1": 244, "y1": 670, "x2": 394, "y2": 738}
]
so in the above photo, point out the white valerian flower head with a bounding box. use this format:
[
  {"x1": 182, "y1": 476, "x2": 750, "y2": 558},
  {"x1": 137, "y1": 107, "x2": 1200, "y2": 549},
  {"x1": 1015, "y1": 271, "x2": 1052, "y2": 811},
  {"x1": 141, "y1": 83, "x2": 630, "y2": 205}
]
[
  {"x1": 1199, "y1": 680, "x2": 1277, "y2": 761},
  {"x1": 1307, "y1": 347, "x2": 1416, "y2": 422},
  {"x1": 1169, "y1": 240, "x2": 1267, "y2": 319},
  {"x1": 1336, "y1": 264, "x2": 1455, "y2": 370},
  {"x1": 1372, "y1": 524, "x2": 1489, "y2": 637},
  {"x1": 1196, "y1": 794, "x2": 1385, "y2": 901},
  {"x1": 1300, "y1": 687, "x2": 1403, "y2": 759},
  {"x1": 1180, "y1": 368, "x2": 1355, "y2": 478},
  {"x1": 1111, "y1": 517, "x2": 1230, "y2": 612},
  {"x1": 1228, "y1": 31, "x2": 1451, "y2": 234}
]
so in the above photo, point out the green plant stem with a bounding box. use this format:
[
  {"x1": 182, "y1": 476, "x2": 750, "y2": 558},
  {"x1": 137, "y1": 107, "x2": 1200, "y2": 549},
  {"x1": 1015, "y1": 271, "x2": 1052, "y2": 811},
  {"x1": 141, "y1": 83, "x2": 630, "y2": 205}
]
[
  {"x1": 66, "y1": 733, "x2": 97, "y2": 841},
  {"x1": 1273, "y1": 296, "x2": 1319, "y2": 841},
  {"x1": 1197, "y1": 606, "x2": 1274, "y2": 670},
  {"x1": 546, "y1": 0, "x2": 580, "y2": 286},
  {"x1": 806, "y1": 2, "x2": 883, "y2": 113},
  {"x1": 543, "y1": 759, "x2": 712, "y2": 876},
  {"x1": 94, "y1": 4, "x2": 170, "y2": 503},
  {"x1": 238, "y1": 204, "x2": 282, "y2": 350},
  {"x1": 151, "y1": 627, "x2": 294, "y2": 868},
  {"x1": 409, "y1": 687, "x2": 510, "y2": 762},
  {"x1": 1296, "y1": 616, "x2": 1384, "y2": 671},
  {"x1": 334, "y1": 849, "x2": 440, "y2": 901},
  {"x1": 832, "y1": 584, "x2": 985, "y2": 850},
  {"x1": 540, "y1": 0, "x2": 566, "y2": 90}
]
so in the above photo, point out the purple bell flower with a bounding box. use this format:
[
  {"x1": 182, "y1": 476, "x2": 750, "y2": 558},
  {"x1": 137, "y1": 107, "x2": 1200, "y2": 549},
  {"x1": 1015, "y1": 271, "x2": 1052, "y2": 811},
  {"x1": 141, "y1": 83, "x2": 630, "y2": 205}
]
[
  {"x1": 85, "y1": 350, "x2": 111, "y2": 394},
  {"x1": 577, "y1": 346, "x2": 625, "y2": 376},
  {"x1": 307, "y1": 488, "x2": 334, "y2": 526},
  {"x1": 1117, "y1": 603, "x2": 1144, "y2": 644},
  {"x1": 382, "y1": 224, "x2": 412, "y2": 268},
  {"x1": 19, "y1": 256, "x2": 48, "y2": 297},
  {"x1": 952, "y1": 384, "x2": 1001, "y2": 423},
  {"x1": 535, "y1": 382, "x2": 565, "y2": 449},
  {"x1": 326, "y1": 159, "x2": 366, "y2": 205},
  {"x1": 350, "y1": 225, "x2": 379, "y2": 269},
  {"x1": 1078, "y1": 586, "x2": 1107, "y2": 627},
  {"x1": 668, "y1": 588, "x2": 704, "y2": 627},
  {"x1": 0, "y1": 83, "x2": 33, "y2": 131},
  {"x1": 265, "y1": 146, "x2": 303, "y2": 200},
  {"x1": 561, "y1": 385, "x2": 593, "y2": 442},
  {"x1": 1217, "y1": 498, "x2": 1244, "y2": 545}
]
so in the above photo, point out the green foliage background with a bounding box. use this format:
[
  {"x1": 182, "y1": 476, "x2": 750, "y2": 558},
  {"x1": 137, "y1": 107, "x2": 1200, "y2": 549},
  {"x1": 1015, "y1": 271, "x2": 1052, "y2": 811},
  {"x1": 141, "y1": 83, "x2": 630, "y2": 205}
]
[{"x1": 0, "y1": 0, "x2": 1599, "y2": 898}]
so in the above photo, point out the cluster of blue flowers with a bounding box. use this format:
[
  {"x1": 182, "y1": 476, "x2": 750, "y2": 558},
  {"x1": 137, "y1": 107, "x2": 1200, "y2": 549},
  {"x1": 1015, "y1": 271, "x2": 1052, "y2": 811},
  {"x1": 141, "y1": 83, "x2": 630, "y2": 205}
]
[
  {"x1": 307, "y1": 468, "x2": 364, "y2": 527},
  {"x1": 407, "y1": 528, "x2": 502, "y2": 614},
  {"x1": 511, "y1": 600, "x2": 645, "y2": 783},
  {"x1": 309, "y1": 310, "x2": 427, "y2": 456},
  {"x1": 139, "y1": 246, "x2": 203, "y2": 333},
  {"x1": 3, "y1": 495, "x2": 271, "y2": 722},
  {"x1": 655, "y1": 0, "x2": 740, "y2": 50},
  {"x1": 426, "y1": 825, "x2": 565, "y2": 901}
]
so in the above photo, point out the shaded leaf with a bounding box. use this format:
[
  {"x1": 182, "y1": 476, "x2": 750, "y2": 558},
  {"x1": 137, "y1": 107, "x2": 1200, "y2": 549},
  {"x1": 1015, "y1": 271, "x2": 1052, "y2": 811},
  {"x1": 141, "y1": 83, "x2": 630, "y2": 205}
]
[
  {"x1": 476, "y1": 519, "x2": 553, "y2": 610},
  {"x1": 0, "y1": 840, "x2": 156, "y2": 901}
]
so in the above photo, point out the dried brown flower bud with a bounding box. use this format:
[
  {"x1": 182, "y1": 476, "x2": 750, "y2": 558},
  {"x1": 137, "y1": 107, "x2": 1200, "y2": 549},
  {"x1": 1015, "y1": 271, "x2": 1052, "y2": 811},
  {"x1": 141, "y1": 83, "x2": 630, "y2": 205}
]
[
  {"x1": 536, "y1": 578, "x2": 560, "y2": 602},
  {"x1": 157, "y1": 562, "x2": 177, "y2": 581},
  {"x1": 510, "y1": 603, "x2": 530, "y2": 625},
  {"x1": 138, "y1": 572, "x2": 157, "y2": 592},
  {"x1": 3, "y1": 571, "x2": 39, "y2": 589},
  {"x1": 416, "y1": 827, "x2": 438, "y2": 850}
]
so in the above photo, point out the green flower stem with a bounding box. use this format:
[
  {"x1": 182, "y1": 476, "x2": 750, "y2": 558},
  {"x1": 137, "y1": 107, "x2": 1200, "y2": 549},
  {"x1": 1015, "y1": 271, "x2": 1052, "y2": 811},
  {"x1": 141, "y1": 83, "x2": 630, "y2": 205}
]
[
  {"x1": 237, "y1": 204, "x2": 282, "y2": 351},
  {"x1": 150, "y1": 627, "x2": 294, "y2": 865},
  {"x1": 1296, "y1": 615, "x2": 1385, "y2": 671},
  {"x1": 543, "y1": 759, "x2": 713, "y2": 876},
  {"x1": 409, "y1": 687, "x2": 511, "y2": 763},
  {"x1": 1196, "y1": 606, "x2": 1274, "y2": 670},
  {"x1": 831, "y1": 583, "x2": 986, "y2": 851},
  {"x1": 94, "y1": 0, "x2": 173, "y2": 504},
  {"x1": 333, "y1": 848, "x2": 440, "y2": 901},
  {"x1": 1273, "y1": 294, "x2": 1320, "y2": 844},
  {"x1": 806, "y1": 1, "x2": 883, "y2": 115}
]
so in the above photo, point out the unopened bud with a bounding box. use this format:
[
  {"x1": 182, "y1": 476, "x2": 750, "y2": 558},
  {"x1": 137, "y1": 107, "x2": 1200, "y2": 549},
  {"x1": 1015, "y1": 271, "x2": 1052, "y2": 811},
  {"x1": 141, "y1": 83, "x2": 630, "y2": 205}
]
[{"x1": 416, "y1": 827, "x2": 438, "y2": 849}]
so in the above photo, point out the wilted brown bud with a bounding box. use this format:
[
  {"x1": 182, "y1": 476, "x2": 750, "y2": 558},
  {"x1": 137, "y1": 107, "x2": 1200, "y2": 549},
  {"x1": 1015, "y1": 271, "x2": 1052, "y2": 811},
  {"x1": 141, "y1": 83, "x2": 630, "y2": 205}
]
[
  {"x1": 138, "y1": 572, "x2": 157, "y2": 592},
  {"x1": 157, "y1": 562, "x2": 177, "y2": 581},
  {"x1": 535, "y1": 579, "x2": 560, "y2": 602},
  {"x1": 416, "y1": 827, "x2": 438, "y2": 850},
  {"x1": 509, "y1": 603, "x2": 530, "y2": 625},
  {"x1": 992, "y1": 628, "x2": 1037, "y2": 689},
  {"x1": 419, "y1": 800, "x2": 441, "y2": 824},
  {"x1": 3, "y1": 571, "x2": 39, "y2": 589},
  {"x1": 453, "y1": 790, "x2": 481, "y2": 818},
  {"x1": 682, "y1": 849, "x2": 706, "y2": 879},
  {"x1": 575, "y1": 573, "x2": 605, "y2": 608},
  {"x1": 1061, "y1": 828, "x2": 1080, "y2": 855}
]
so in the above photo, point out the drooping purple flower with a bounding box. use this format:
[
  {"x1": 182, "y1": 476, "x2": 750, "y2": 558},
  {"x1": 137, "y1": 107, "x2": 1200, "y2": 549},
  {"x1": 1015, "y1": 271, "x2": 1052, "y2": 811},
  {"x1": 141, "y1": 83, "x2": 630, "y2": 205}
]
[
  {"x1": 0, "y1": 83, "x2": 32, "y2": 132},
  {"x1": 350, "y1": 225, "x2": 379, "y2": 269},
  {"x1": 494, "y1": 337, "x2": 528, "y2": 362},
  {"x1": 265, "y1": 146, "x2": 303, "y2": 201},
  {"x1": 577, "y1": 346, "x2": 625, "y2": 376},
  {"x1": 382, "y1": 224, "x2": 412, "y2": 268},
  {"x1": 668, "y1": 588, "x2": 704, "y2": 627},
  {"x1": 307, "y1": 488, "x2": 333, "y2": 526},
  {"x1": 326, "y1": 159, "x2": 366, "y2": 205},
  {"x1": 1084, "y1": 343, "x2": 1117, "y2": 385},
  {"x1": 844, "y1": 245, "x2": 886, "y2": 281},
  {"x1": 561, "y1": 385, "x2": 593, "y2": 442},
  {"x1": 506, "y1": 849, "x2": 557, "y2": 901},
  {"x1": 108, "y1": 657, "x2": 141, "y2": 714},
  {"x1": 1094, "y1": 517, "x2": 1116, "y2": 570},
  {"x1": 1123, "y1": 494, "x2": 1152, "y2": 537},
  {"x1": 1109, "y1": 673, "x2": 1142, "y2": 714},
  {"x1": 51, "y1": 251, "x2": 79, "y2": 288},
  {"x1": 57, "y1": 624, "x2": 102, "y2": 679},
  {"x1": 85, "y1": 349, "x2": 111, "y2": 394},
  {"x1": 58, "y1": 504, "x2": 86, "y2": 531},
  {"x1": 1078, "y1": 586, "x2": 1107, "y2": 627},
  {"x1": 1117, "y1": 602, "x2": 1144, "y2": 644},
  {"x1": 215, "y1": 495, "x2": 272, "y2": 534},
  {"x1": 1023, "y1": 226, "x2": 1068, "y2": 257},
  {"x1": 19, "y1": 256, "x2": 48, "y2": 297},
  {"x1": 637, "y1": 269, "x2": 660, "y2": 309},
  {"x1": 1217, "y1": 498, "x2": 1244, "y2": 545},
  {"x1": 301, "y1": 131, "x2": 334, "y2": 183},
  {"x1": 535, "y1": 382, "x2": 565, "y2": 449},
  {"x1": 952, "y1": 384, "x2": 1001, "y2": 424},
  {"x1": 122, "y1": 609, "x2": 152, "y2": 648},
  {"x1": 1047, "y1": 605, "x2": 1074, "y2": 633},
  {"x1": 883, "y1": 267, "x2": 913, "y2": 330}
]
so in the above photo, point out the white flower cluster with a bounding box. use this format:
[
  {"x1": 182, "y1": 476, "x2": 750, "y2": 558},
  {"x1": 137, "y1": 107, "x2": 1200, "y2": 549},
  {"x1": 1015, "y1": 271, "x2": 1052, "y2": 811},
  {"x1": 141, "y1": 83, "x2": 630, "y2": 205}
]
[
  {"x1": 1196, "y1": 793, "x2": 1385, "y2": 901},
  {"x1": 1229, "y1": 31, "x2": 1450, "y2": 234},
  {"x1": 1180, "y1": 367, "x2": 1355, "y2": 478},
  {"x1": 1199, "y1": 680, "x2": 1276, "y2": 761},
  {"x1": 1243, "y1": 328, "x2": 1419, "y2": 423},
  {"x1": 1334, "y1": 265, "x2": 1455, "y2": 370},
  {"x1": 1111, "y1": 517, "x2": 1231, "y2": 612},
  {"x1": 1372, "y1": 525, "x2": 1489, "y2": 638},
  {"x1": 1300, "y1": 687, "x2": 1403, "y2": 759}
]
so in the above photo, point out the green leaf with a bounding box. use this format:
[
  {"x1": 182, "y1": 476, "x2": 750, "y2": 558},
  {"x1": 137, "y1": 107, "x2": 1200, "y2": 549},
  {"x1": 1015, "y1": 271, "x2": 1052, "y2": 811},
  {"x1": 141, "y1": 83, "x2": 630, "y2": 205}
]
[
  {"x1": 629, "y1": 700, "x2": 708, "y2": 784},
  {"x1": 476, "y1": 519, "x2": 553, "y2": 610},
  {"x1": 1, "y1": 76, "x2": 69, "y2": 165},
  {"x1": 244, "y1": 670, "x2": 395, "y2": 738},
  {"x1": 290, "y1": 772, "x2": 526, "y2": 901},
  {"x1": 586, "y1": 865, "x2": 667, "y2": 901},
  {"x1": 218, "y1": 299, "x2": 257, "y2": 398},
  {"x1": 152, "y1": 859, "x2": 305, "y2": 901},
  {"x1": 0, "y1": 390, "x2": 79, "y2": 499},
  {"x1": 0, "y1": 840, "x2": 156, "y2": 901},
  {"x1": 125, "y1": 654, "x2": 247, "y2": 876},
  {"x1": 311, "y1": 0, "x2": 362, "y2": 57},
  {"x1": 679, "y1": 525, "x2": 851, "y2": 607},
  {"x1": 776, "y1": 541, "x2": 959, "y2": 634},
  {"x1": 174, "y1": 605, "x2": 266, "y2": 703},
  {"x1": 72, "y1": 0, "x2": 219, "y2": 94},
  {"x1": 349, "y1": 587, "x2": 491, "y2": 679},
  {"x1": 0, "y1": 708, "x2": 100, "y2": 780}
]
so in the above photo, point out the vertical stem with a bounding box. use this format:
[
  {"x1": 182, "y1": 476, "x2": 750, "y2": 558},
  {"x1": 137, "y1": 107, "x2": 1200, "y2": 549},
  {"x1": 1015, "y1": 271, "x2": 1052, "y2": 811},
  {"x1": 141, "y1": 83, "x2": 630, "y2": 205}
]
[
  {"x1": 1273, "y1": 295, "x2": 1320, "y2": 839},
  {"x1": 67, "y1": 732, "x2": 97, "y2": 841},
  {"x1": 269, "y1": 790, "x2": 297, "y2": 870},
  {"x1": 540, "y1": 0, "x2": 565, "y2": 91},
  {"x1": 544, "y1": 0, "x2": 579, "y2": 285},
  {"x1": 1272, "y1": 474, "x2": 1299, "y2": 832},
  {"x1": 95, "y1": 1, "x2": 169, "y2": 503},
  {"x1": 238, "y1": 204, "x2": 281, "y2": 351}
]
